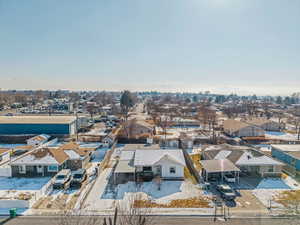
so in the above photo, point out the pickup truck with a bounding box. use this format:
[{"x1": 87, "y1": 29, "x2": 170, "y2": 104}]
[{"x1": 53, "y1": 169, "x2": 71, "y2": 190}]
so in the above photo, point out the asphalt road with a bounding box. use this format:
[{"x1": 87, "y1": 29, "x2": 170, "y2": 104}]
[{"x1": 0, "y1": 216, "x2": 294, "y2": 225}]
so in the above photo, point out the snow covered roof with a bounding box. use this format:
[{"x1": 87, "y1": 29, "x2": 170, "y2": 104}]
[
  {"x1": 134, "y1": 149, "x2": 186, "y2": 167},
  {"x1": 235, "y1": 152, "x2": 283, "y2": 166},
  {"x1": 11, "y1": 147, "x2": 69, "y2": 166},
  {"x1": 272, "y1": 144, "x2": 300, "y2": 152},
  {"x1": 64, "y1": 150, "x2": 81, "y2": 160},
  {"x1": 200, "y1": 159, "x2": 240, "y2": 173},
  {"x1": 203, "y1": 144, "x2": 283, "y2": 166},
  {"x1": 120, "y1": 151, "x2": 135, "y2": 161},
  {"x1": 28, "y1": 134, "x2": 51, "y2": 142},
  {"x1": 214, "y1": 150, "x2": 232, "y2": 160}
]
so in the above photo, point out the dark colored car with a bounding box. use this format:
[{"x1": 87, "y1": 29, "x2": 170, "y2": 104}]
[
  {"x1": 70, "y1": 169, "x2": 87, "y2": 188},
  {"x1": 216, "y1": 184, "x2": 236, "y2": 201}
]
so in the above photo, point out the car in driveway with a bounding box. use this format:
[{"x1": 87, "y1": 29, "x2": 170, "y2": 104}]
[
  {"x1": 224, "y1": 174, "x2": 236, "y2": 183},
  {"x1": 216, "y1": 184, "x2": 236, "y2": 200},
  {"x1": 70, "y1": 169, "x2": 87, "y2": 188},
  {"x1": 53, "y1": 169, "x2": 71, "y2": 189}
]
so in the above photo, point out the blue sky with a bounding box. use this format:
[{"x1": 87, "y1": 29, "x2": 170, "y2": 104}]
[{"x1": 0, "y1": 0, "x2": 299, "y2": 95}]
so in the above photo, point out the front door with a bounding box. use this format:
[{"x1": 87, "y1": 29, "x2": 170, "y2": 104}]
[
  {"x1": 37, "y1": 165, "x2": 43, "y2": 174},
  {"x1": 155, "y1": 165, "x2": 162, "y2": 176}
]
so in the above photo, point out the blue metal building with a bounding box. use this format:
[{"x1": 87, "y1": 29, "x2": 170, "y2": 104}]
[
  {"x1": 0, "y1": 116, "x2": 77, "y2": 135},
  {"x1": 271, "y1": 145, "x2": 300, "y2": 171}
]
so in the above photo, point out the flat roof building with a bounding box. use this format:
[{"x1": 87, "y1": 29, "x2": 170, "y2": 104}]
[{"x1": 0, "y1": 116, "x2": 77, "y2": 135}]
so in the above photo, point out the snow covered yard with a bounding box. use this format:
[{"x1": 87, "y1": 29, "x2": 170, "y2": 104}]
[
  {"x1": 251, "y1": 177, "x2": 300, "y2": 209},
  {"x1": 0, "y1": 177, "x2": 51, "y2": 190},
  {"x1": 104, "y1": 180, "x2": 212, "y2": 208}
]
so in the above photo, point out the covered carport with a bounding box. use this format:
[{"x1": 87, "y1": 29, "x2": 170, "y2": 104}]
[
  {"x1": 114, "y1": 160, "x2": 135, "y2": 185},
  {"x1": 200, "y1": 159, "x2": 240, "y2": 183}
]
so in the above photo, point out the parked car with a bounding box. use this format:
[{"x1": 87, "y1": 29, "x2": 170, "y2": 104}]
[
  {"x1": 53, "y1": 169, "x2": 71, "y2": 189},
  {"x1": 224, "y1": 174, "x2": 236, "y2": 183},
  {"x1": 70, "y1": 169, "x2": 87, "y2": 188},
  {"x1": 216, "y1": 184, "x2": 236, "y2": 200}
]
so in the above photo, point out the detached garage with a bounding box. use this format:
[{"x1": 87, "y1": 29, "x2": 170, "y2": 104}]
[{"x1": 0, "y1": 116, "x2": 77, "y2": 136}]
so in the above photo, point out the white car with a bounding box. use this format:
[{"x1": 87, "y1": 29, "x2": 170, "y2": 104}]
[{"x1": 224, "y1": 174, "x2": 236, "y2": 183}]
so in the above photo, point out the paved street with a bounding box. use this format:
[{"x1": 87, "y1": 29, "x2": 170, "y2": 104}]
[{"x1": 0, "y1": 216, "x2": 294, "y2": 225}]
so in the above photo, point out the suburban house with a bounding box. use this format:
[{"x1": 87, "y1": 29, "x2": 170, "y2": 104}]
[
  {"x1": 10, "y1": 147, "x2": 69, "y2": 177},
  {"x1": 114, "y1": 148, "x2": 186, "y2": 184},
  {"x1": 10, "y1": 142, "x2": 97, "y2": 177},
  {"x1": 243, "y1": 118, "x2": 282, "y2": 131},
  {"x1": 202, "y1": 144, "x2": 283, "y2": 177},
  {"x1": 26, "y1": 134, "x2": 51, "y2": 146},
  {"x1": 223, "y1": 119, "x2": 265, "y2": 137},
  {"x1": 271, "y1": 145, "x2": 300, "y2": 175}
]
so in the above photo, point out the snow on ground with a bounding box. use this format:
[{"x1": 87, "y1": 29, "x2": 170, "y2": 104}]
[
  {"x1": 251, "y1": 177, "x2": 299, "y2": 209},
  {"x1": 0, "y1": 143, "x2": 24, "y2": 148},
  {"x1": 265, "y1": 131, "x2": 298, "y2": 141},
  {"x1": 0, "y1": 177, "x2": 51, "y2": 190},
  {"x1": 0, "y1": 208, "x2": 28, "y2": 216},
  {"x1": 112, "y1": 180, "x2": 206, "y2": 204}
]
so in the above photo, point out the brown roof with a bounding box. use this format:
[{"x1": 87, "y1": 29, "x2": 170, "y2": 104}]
[
  {"x1": 223, "y1": 119, "x2": 250, "y2": 132},
  {"x1": 0, "y1": 116, "x2": 76, "y2": 124},
  {"x1": 31, "y1": 148, "x2": 69, "y2": 164},
  {"x1": 14, "y1": 145, "x2": 35, "y2": 151},
  {"x1": 0, "y1": 148, "x2": 10, "y2": 155},
  {"x1": 245, "y1": 118, "x2": 276, "y2": 126},
  {"x1": 60, "y1": 142, "x2": 80, "y2": 150},
  {"x1": 60, "y1": 142, "x2": 97, "y2": 157}
]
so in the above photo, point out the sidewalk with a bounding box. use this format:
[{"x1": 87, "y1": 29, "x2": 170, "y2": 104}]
[{"x1": 83, "y1": 168, "x2": 115, "y2": 212}]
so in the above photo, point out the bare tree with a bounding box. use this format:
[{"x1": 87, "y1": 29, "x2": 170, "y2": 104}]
[
  {"x1": 56, "y1": 210, "x2": 101, "y2": 225},
  {"x1": 116, "y1": 194, "x2": 156, "y2": 225}
]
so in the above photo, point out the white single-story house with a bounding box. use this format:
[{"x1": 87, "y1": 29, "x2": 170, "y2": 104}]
[
  {"x1": 202, "y1": 144, "x2": 283, "y2": 177},
  {"x1": 134, "y1": 149, "x2": 186, "y2": 179},
  {"x1": 114, "y1": 148, "x2": 186, "y2": 184}
]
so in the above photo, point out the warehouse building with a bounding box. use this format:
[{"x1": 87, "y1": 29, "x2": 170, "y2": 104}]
[{"x1": 0, "y1": 116, "x2": 77, "y2": 136}]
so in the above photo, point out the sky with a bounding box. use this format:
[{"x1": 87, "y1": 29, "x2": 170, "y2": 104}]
[{"x1": 0, "y1": 0, "x2": 300, "y2": 96}]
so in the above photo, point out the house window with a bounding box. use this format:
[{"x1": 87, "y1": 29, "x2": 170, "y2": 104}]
[
  {"x1": 170, "y1": 167, "x2": 176, "y2": 174},
  {"x1": 48, "y1": 165, "x2": 58, "y2": 172},
  {"x1": 143, "y1": 166, "x2": 152, "y2": 172},
  {"x1": 267, "y1": 166, "x2": 274, "y2": 173},
  {"x1": 18, "y1": 165, "x2": 26, "y2": 174}
]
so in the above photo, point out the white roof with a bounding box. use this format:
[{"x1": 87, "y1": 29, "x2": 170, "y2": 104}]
[
  {"x1": 120, "y1": 150, "x2": 135, "y2": 161},
  {"x1": 271, "y1": 144, "x2": 300, "y2": 152},
  {"x1": 134, "y1": 149, "x2": 186, "y2": 167},
  {"x1": 214, "y1": 150, "x2": 231, "y2": 160},
  {"x1": 64, "y1": 150, "x2": 81, "y2": 160},
  {"x1": 11, "y1": 153, "x2": 58, "y2": 166},
  {"x1": 236, "y1": 152, "x2": 283, "y2": 166}
]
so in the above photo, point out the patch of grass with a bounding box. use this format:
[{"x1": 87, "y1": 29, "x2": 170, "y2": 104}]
[
  {"x1": 190, "y1": 153, "x2": 202, "y2": 171},
  {"x1": 184, "y1": 167, "x2": 197, "y2": 184},
  {"x1": 275, "y1": 190, "x2": 300, "y2": 207},
  {"x1": 134, "y1": 197, "x2": 211, "y2": 208}
]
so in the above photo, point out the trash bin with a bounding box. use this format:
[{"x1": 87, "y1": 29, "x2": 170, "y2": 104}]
[{"x1": 9, "y1": 208, "x2": 17, "y2": 218}]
